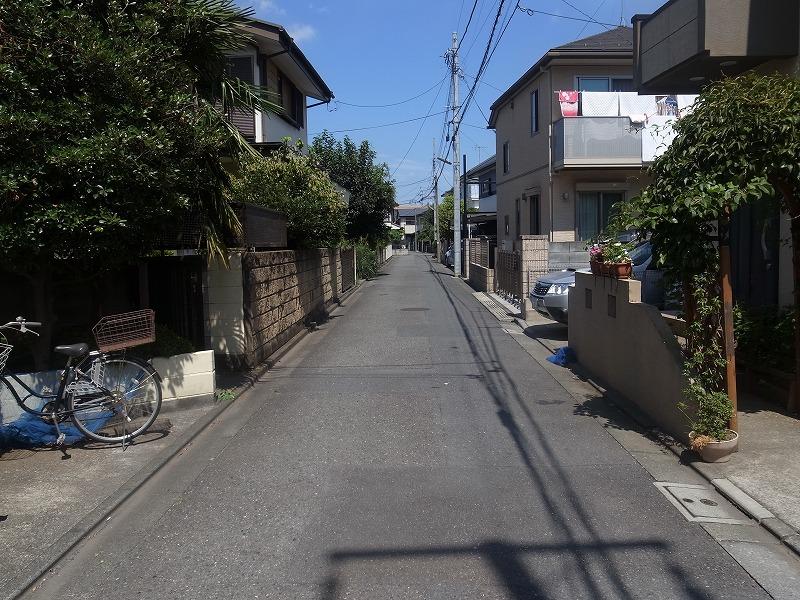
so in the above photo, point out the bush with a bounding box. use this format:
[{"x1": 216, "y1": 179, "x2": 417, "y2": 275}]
[
  {"x1": 734, "y1": 305, "x2": 795, "y2": 373},
  {"x1": 135, "y1": 324, "x2": 195, "y2": 359},
  {"x1": 229, "y1": 143, "x2": 347, "y2": 249},
  {"x1": 683, "y1": 384, "x2": 733, "y2": 450},
  {"x1": 356, "y1": 244, "x2": 380, "y2": 280}
]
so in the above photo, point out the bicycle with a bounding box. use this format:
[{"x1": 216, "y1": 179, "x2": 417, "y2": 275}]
[{"x1": 0, "y1": 310, "x2": 163, "y2": 446}]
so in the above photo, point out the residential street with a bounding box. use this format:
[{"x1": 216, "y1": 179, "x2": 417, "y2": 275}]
[{"x1": 23, "y1": 254, "x2": 776, "y2": 599}]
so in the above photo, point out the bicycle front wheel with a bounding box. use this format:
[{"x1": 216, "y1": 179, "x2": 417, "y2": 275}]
[{"x1": 69, "y1": 355, "x2": 162, "y2": 444}]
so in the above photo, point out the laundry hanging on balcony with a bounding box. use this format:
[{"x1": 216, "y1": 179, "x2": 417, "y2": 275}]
[
  {"x1": 557, "y1": 91, "x2": 579, "y2": 117},
  {"x1": 580, "y1": 91, "x2": 620, "y2": 117},
  {"x1": 656, "y1": 95, "x2": 680, "y2": 117},
  {"x1": 619, "y1": 92, "x2": 657, "y2": 122},
  {"x1": 642, "y1": 116, "x2": 677, "y2": 162},
  {"x1": 677, "y1": 94, "x2": 700, "y2": 114}
]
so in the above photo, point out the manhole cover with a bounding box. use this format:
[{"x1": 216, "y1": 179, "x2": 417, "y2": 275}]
[
  {"x1": 654, "y1": 482, "x2": 749, "y2": 524},
  {"x1": 400, "y1": 307, "x2": 429, "y2": 311}
]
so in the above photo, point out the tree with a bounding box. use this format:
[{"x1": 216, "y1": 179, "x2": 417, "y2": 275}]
[
  {"x1": 620, "y1": 72, "x2": 800, "y2": 415},
  {"x1": 309, "y1": 132, "x2": 395, "y2": 245},
  {"x1": 0, "y1": 0, "x2": 275, "y2": 367},
  {"x1": 229, "y1": 143, "x2": 346, "y2": 249}
]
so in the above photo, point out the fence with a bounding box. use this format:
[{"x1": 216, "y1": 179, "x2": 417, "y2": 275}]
[
  {"x1": 341, "y1": 247, "x2": 356, "y2": 292},
  {"x1": 496, "y1": 249, "x2": 522, "y2": 302},
  {"x1": 468, "y1": 238, "x2": 494, "y2": 269}
]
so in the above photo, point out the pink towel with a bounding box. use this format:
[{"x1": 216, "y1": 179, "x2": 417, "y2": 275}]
[{"x1": 558, "y1": 90, "x2": 579, "y2": 117}]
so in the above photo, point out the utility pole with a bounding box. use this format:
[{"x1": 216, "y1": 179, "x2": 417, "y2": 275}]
[
  {"x1": 462, "y1": 153, "x2": 468, "y2": 241},
  {"x1": 432, "y1": 138, "x2": 440, "y2": 258},
  {"x1": 450, "y1": 32, "x2": 462, "y2": 278}
]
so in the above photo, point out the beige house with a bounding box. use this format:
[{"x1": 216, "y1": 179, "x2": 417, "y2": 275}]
[
  {"x1": 489, "y1": 27, "x2": 653, "y2": 260},
  {"x1": 632, "y1": 0, "x2": 799, "y2": 307}
]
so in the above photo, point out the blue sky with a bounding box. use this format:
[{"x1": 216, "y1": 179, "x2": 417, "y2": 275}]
[{"x1": 238, "y1": 0, "x2": 665, "y2": 203}]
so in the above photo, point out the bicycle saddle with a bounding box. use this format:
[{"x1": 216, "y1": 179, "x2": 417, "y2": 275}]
[{"x1": 54, "y1": 343, "x2": 89, "y2": 357}]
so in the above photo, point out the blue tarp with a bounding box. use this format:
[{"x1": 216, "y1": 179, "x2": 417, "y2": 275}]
[
  {"x1": 0, "y1": 401, "x2": 109, "y2": 448},
  {"x1": 546, "y1": 346, "x2": 576, "y2": 366}
]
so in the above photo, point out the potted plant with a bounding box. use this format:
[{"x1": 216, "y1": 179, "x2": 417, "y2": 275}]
[
  {"x1": 680, "y1": 381, "x2": 738, "y2": 463},
  {"x1": 587, "y1": 239, "x2": 633, "y2": 278}
]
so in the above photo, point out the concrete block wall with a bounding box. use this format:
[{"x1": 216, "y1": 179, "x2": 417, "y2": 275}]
[
  {"x1": 242, "y1": 249, "x2": 342, "y2": 367},
  {"x1": 568, "y1": 273, "x2": 690, "y2": 442},
  {"x1": 469, "y1": 265, "x2": 495, "y2": 293},
  {"x1": 548, "y1": 241, "x2": 589, "y2": 271},
  {"x1": 204, "y1": 254, "x2": 246, "y2": 360}
]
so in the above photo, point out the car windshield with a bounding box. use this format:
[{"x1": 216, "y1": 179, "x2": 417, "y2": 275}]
[{"x1": 629, "y1": 241, "x2": 651, "y2": 267}]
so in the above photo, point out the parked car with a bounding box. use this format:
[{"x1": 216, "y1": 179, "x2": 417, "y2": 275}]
[{"x1": 530, "y1": 241, "x2": 654, "y2": 324}]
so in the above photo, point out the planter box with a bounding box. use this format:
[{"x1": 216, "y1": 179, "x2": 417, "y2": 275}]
[
  {"x1": 590, "y1": 259, "x2": 632, "y2": 279},
  {"x1": 151, "y1": 350, "x2": 216, "y2": 411}
]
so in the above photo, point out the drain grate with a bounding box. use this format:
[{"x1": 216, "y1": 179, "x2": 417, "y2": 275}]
[
  {"x1": 654, "y1": 482, "x2": 751, "y2": 525},
  {"x1": 400, "y1": 307, "x2": 429, "y2": 311}
]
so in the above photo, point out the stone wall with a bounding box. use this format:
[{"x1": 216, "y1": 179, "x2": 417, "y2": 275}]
[
  {"x1": 469, "y1": 264, "x2": 495, "y2": 293},
  {"x1": 242, "y1": 249, "x2": 342, "y2": 368}
]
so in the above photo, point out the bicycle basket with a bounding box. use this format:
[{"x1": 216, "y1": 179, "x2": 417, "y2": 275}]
[
  {"x1": 0, "y1": 343, "x2": 11, "y2": 372},
  {"x1": 92, "y1": 310, "x2": 155, "y2": 353}
]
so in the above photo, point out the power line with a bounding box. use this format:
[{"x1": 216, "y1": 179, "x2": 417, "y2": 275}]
[
  {"x1": 391, "y1": 76, "x2": 448, "y2": 177},
  {"x1": 334, "y1": 78, "x2": 446, "y2": 108},
  {"x1": 576, "y1": 0, "x2": 609, "y2": 38},
  {"x1": 395, "y1": 176, "x2": 433, "y2": 188},
  {"x1": 312, "y1": 110, "x2": 448, "y2": 134},
  {"x1": 457, "y1": 0, "x2": 480, "y2": 49},
  {"x1": 556, "y1": 0, "x2": 612, "y2": 30},
  {"x1": 517, "y1": 4, "x2": 617, "y2": 27}
]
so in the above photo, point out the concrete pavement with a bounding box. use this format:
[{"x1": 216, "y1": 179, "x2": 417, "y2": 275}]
[{"x1": 17, "y1": 254, "x2": 792, "y2": 599}]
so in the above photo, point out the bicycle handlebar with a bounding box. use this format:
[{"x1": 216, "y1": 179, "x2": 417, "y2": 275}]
[{"x1": 1, "y1": 318, "x2": 42, "y2": 335}]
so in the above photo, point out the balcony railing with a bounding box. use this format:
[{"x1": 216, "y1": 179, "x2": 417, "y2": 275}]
[{"x1": 552, "y1": 117, "x2": 642, "y2": 170}]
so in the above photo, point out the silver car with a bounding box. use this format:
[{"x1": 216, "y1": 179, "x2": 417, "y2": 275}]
[
  {"x1": 530, "y1": 242, "x2": 654, "y2": 324},
  {"x1": 530, "y1": 269, "x2": 588, "y2": 324}
]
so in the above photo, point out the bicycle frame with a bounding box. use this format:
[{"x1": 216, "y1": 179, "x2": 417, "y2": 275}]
[{"x1": 0, "y1": 351, "x2": 110, "y2": 419}]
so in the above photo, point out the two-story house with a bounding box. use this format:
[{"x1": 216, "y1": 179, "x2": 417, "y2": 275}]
[
  {"x1": 461, "y1": 155, "x2": 497, "y2": 238},
  {"x1": 394, "y1": 204, "x2": 431, "y2": 250},
  {"x1": 489, "y1": 27, "x2": 681, "y2": 266},
  {"x1": 226, "y1": 18, "x2": 333, "y2": 150},
  {"x1": 632, "y1": 0, "x2": 799, "y2": 308}
]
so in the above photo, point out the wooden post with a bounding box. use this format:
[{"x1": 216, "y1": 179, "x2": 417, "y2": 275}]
[{"x1": 719, "y1": 211, "x2": 739, "y2": 431}]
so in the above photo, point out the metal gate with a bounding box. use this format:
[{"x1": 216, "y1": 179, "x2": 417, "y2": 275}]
[{"x1": 496, "y1": 249, "x2": 522, "y2": 301}]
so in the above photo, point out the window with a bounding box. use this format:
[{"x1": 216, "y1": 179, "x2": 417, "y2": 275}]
[
  {"x1": 227, "y1": 56, "x2": 254, "y2": 84},
  {"x1": 479, "y1": 179, "x2": 494, "y2": 197},
  {"x1": 529, "y1": 194, "x2": 540, "y2": 235},
  {"x1": 530, "y1": 89, "x2": 539, "y2": 135},
  {"x1": 276, "y1": 70, "x2": 304, "y2": 128},
  {"x1": 611, "y1": 78, "x2": 634, "y2": 92},
  {"x1": 577, "y1": 77, "x2": 609, "y2": 92},
  {"x1": 502, "y1": 141, "x2": 510, "y2": 174},
  {"x1": 515, "y1": 198, "x2": 520, "y2": 237},
  {"x1": 504, "y1": 215, "x2": 510, "y2": 235},
  {"x1": 577, "y1": 191, "x2": 624, "y2": 241}
]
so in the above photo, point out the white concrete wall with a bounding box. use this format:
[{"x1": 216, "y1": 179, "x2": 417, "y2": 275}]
[
  {"x1": 204, "y1": 253, "x2": 246, "y2": 360},
  {"x1": 152, "y1": 350, "x2": 216, "y2": 405},
  {"x1": 569, "y1": 273, "x2": 690, "y2": 442}
]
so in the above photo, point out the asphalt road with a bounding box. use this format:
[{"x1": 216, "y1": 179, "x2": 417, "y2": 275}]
[{"x1": 25, "y1": 253, "x2": 770, "y2": 599}]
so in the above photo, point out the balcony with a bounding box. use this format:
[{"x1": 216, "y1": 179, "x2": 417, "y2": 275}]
[
  {"x1": 552, "y1": 117, "x2": 642, "y2": 170},
  {"x1": 633, "y1": 0, "x2": 798, "y2": 94}
]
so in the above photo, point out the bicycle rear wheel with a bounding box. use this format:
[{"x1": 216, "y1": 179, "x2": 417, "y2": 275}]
[{"x1": 69, "y1": 355, "x2": 162, "y2": 444}]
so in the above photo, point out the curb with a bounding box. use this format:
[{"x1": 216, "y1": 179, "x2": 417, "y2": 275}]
[
  {"x1": 4, "y1": 280, "x2": 366, "y2": 600},
  {"x1": 500, "y1": 314, "x2": 800, "y2": 562},
  {"x1": 671, "y1": 445, "x2": 800, "y2": 559}
]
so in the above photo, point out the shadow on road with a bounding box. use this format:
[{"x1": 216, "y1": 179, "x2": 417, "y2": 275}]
[{"x1": 318, "y1": 256, "x2": 716, "y2": 600}]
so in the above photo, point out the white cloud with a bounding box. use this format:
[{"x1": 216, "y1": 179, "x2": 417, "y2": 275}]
[
  {"x1": 258, "y1": 0, "x2": 286, "y2": 16},
  {"x1": 287, "y1": 23, "x2": 316, "y2": 42}
]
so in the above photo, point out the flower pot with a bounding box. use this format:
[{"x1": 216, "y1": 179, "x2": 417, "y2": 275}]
[
  {"x1": 590, "y1": 259, "x2": 603, "y2": 275},
  {"x1": 690, "y1": 430, "x2": 739, "y2": 463},
  {"x1": 606, "y1": 261, "x2": 632, "y2": 279}
]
